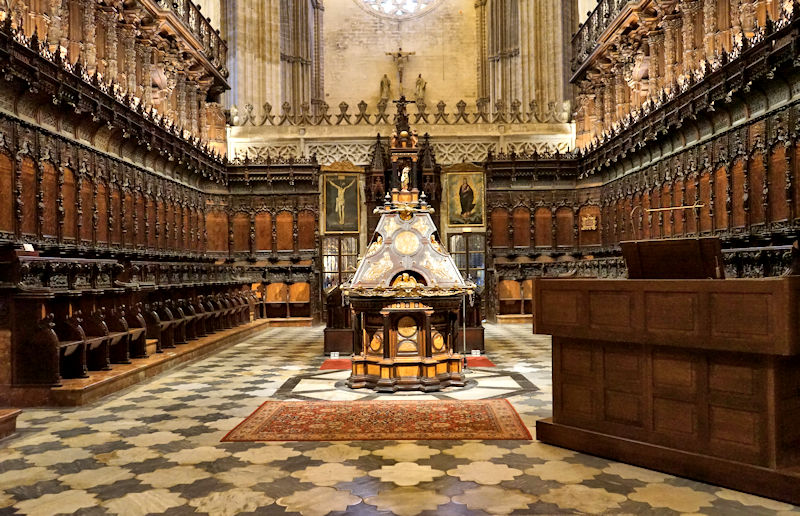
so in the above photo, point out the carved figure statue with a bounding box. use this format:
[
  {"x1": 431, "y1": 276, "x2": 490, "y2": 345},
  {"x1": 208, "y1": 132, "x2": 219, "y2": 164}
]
[
  {"x1": 393, "y1": 272, "x2": 417, "y2": 289},
  {"x1": 330, "y1": 179, "x2": 355, "y2": 225},
  {"x1": 400, "y1": 166, "x2": 411, "y2": 191},
  {"x1": 380, "y1": 74, "x2": 391, "y2": 101},
  {"x1": 414, "y1": 74, "x2": 426, "y2": 102}
]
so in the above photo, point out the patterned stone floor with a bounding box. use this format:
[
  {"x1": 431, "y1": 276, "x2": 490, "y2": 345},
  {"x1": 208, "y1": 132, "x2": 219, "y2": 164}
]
[{"x1": 1, "y1": 324, "x2": 799, "y2": 515}]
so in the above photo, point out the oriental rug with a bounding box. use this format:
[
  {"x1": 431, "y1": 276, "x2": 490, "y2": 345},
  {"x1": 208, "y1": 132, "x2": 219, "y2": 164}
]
[
  {"x1": 222, "y1": 399, "x2": 531, "y2": 442},
  {"x1": 319, "y1": 356, "x2": 495, "y2": 370}
]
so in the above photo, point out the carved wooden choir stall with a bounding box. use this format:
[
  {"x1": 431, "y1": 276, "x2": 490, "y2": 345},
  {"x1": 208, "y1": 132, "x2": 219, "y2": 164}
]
[{"x1": 343, "y1": 188, "x2": 474, "y2": 392}]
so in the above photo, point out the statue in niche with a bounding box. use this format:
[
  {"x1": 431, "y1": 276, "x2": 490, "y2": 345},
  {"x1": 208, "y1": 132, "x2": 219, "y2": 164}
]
[
  {"x1": 380, "y1": 74, "x2": 392, "y2": 101},
  {"x1": 414, "y1": 74, "x2": 427, "y2": 102},
  {"x1": 400, "y1": 166, "x2": 411, "y2": 191}
]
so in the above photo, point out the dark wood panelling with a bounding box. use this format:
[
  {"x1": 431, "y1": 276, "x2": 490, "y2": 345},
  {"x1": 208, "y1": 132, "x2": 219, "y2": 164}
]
[
  {"x1": 255, "y1": 212, "x2": 272, "y2": 251},
  {"x1": 0, "y1": 154, "x2": 12, "y2": 233},
  {"x1": 297, "y1": 210, "x2": 316, "y2": 251},
  {"x1": 276, "y1": 211, "x2": 293, "y2": 251},
  {"x1": 20, "y1": 157, "x2": 36, "y2": 235}
]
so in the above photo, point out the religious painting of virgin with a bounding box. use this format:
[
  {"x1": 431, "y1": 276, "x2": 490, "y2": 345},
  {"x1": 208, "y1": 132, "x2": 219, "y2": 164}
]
[
  {"x1": 323, "y1": 174, "x2": 360, "y2": 233},
  {"x1": 447, "y1": 172, "x2": 485, "y2": 227}
]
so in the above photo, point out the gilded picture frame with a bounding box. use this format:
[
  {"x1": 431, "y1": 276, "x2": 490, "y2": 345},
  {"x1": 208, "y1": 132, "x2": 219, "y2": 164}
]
[
  {"x1": 323, "y1": 174, "x2": 360, "y2": 233},
  {"x1": 446, "y1": 172, "x2": 485, "y2": 227}
]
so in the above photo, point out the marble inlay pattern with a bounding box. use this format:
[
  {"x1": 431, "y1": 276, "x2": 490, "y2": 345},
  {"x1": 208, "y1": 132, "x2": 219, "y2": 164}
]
[{"x1": 0, "y1": 324, "x2": 798, "y2": 515}]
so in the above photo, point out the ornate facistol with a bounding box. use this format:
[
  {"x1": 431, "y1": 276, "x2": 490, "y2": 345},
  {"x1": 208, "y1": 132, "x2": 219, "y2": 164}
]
[{"x1": 343, "y1": 187, "x2": 474, "y2": 392}]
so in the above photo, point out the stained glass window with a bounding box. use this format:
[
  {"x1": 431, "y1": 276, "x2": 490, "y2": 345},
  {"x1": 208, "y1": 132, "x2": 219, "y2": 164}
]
[{"x1": 360, "y1": 0, "x2": 438, "y2": 18}]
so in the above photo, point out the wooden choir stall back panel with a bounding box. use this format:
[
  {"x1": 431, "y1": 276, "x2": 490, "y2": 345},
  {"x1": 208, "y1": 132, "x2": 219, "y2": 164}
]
[{"x1": 533, "y1": 276, "x2": 800, "y2": 505}]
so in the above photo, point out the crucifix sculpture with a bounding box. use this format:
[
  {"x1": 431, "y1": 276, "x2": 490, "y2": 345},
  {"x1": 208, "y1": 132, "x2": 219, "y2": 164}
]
[{"x1": 386, "y1": 47, "x2": 415, "y2": 94}]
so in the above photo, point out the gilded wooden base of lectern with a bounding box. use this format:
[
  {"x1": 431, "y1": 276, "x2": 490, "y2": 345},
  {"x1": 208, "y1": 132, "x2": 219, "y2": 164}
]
[{"x1": 348, "y1": 355, "x2": 465, "y2": 392}]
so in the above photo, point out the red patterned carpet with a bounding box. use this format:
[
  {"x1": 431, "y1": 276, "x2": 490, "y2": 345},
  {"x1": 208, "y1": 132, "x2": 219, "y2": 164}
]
[
  {"x1": 319, "y1": 356, "x2": 495, "y2": 370},
  {"x1": 222, "y1": 399, "x2": 531, "y2": 441}
]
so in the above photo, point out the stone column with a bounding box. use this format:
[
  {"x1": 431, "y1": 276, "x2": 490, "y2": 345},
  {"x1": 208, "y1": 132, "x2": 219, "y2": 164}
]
[
  {"x1": 175, "y1": 72, "x2": 187, "y2": 130},
  {"x1": 100, "y1": 8, "x2": 118, "y2": 81},
  {"x1": 703, "y1": 0, "x2": 717, "y2": 58},
  {"x1": 475, "y1": 0, "x2": 490, "y2": 104},
  {"x1": 729, "y1": 0, "x2": 742, "y2": 43},
  {"x1": 592, "y1": 82, "x2": 604, "y2": 130},
  {"x1": 614, "y1": 61, "x2": 629, "y2": 119},
  {"x1": 198, "y1": 81, "x2": 211, "y2": 141},
  {"x1": 602, "y1": 73, "x2": 615, "y2": 129},
  {"x1": 663, "y1": 14, "x2": 682, "y2": 87},
  {"x1": 46, "y1": 0, "x2": 63, "y2": 51},
  {"x1": 187, "y1": 78, "x2": 199, "y2": 136},
  {"x1": 81, "y1": 0, "x2": 97, "y2": 72},
  {"x1": 136, "y1": 30, "x2": 155, "y2": 108},
  {"x1": 682, "y1": 0, "x2": 701, "y2": 71},
  {"x1": 648, "y1": 30, "x2": 665, "y2": 94},
  {"x1": 740, "y1": 0, "x2": 757, "y2": 37},
  {"x1": 120, "y1": 21, "x2": 137, "y2": 94}
]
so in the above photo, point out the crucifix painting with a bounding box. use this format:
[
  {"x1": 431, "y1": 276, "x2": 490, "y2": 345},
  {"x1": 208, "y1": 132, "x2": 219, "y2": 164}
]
[{"x1": 324, "y1": 174, "x2": 360, "y2": 233}]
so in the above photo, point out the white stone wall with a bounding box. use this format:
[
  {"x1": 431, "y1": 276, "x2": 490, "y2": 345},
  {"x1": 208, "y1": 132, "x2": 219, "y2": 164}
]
[{"x1": 322, "y1": 0, "x2": 479, "y2": 107}]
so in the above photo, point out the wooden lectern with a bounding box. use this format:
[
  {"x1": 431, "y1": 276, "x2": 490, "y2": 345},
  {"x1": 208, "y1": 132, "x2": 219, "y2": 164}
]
[{"x1": 535, "y1": 238, "x2": 800, "y2": 505}]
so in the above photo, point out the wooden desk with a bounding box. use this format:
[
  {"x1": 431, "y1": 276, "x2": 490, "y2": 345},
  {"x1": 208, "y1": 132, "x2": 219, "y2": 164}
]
[{"x1": 534, "y1": 277, "x2": 800, "y2": 505}]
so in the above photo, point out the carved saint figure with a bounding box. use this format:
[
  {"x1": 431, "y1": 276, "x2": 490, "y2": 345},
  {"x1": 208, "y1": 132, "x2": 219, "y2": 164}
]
[
  {"x1": 400, "y1": 166, "x2": 411, "y2": 190},
  {"x1": 459, "y1": 177, "x2": 475, "y2": 217},
  {"x1": 380, "y1": 74, "x2": 391, "y2": 101},
  {"x1": 414, "y1": 74, "x2": 426, "y2": 102},
  {"x1": 330, "y1": 179, "x2": 355, "y2": 226}
]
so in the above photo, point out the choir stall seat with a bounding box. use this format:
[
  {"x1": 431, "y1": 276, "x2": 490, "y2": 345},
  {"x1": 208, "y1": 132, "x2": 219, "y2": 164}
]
[
  {"x1": 496, "y1": 279, "x2": 533, "y2": 324},
  {"x1": 99, "y1": 307, "x2": 132, "y2": 364},
  {"x1": 166, "y1": 300, "x2": 188, "y2": 344},
  {"x1": 265, "y1": 283, "x2": 289, "y2": 319},
  {"x1": 288, "y1": 282, "x2": 311, "y2": 318},
  {"x1": 178, "y1": 300, "x2": 199, "y2": 340},
  {"x1": 154, "y1": 302, "x2": 178, "y2": 348},
  {"x1": 80, "y1": 310, "x2": 112, "y2": 371},
  {"x1": 53, "y1": 314, "x2": 89, "y2": 379},
  {"x1": 122, "y1": 304, "x2": 149, "y2": 358}
]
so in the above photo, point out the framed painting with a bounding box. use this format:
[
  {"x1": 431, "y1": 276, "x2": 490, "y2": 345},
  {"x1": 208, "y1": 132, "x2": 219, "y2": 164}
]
[
  {"x1": 446, "y1": 172, "x2": 485, "y2": 227},
  {"x1": 323, "y1": 174, "x2": 360, "y2": 233}
]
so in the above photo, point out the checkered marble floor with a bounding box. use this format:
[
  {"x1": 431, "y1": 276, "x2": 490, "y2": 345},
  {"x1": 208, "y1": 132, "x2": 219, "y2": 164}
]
[{"x1": 2, "y1": 324, "x2": 799, "y2": 515}]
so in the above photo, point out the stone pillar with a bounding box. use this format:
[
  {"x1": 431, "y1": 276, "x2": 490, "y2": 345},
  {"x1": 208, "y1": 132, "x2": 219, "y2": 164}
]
[
  {"x1": 730, "y1": 0, "x2": 742, "y2": 43},
  {"x1": 187, "y1": 79, "x2": 199, "y2": 136},
  {"x1": 663, "y1": 14, "x2": 682, "y2": 87},
  {"x1": 614, "y1": 61, "x2": 629, "y2": 119},
  {"x1": 592, "y1": 82, "x2": 604, "y2": 130},
  {"x1": 120, "y1": 21, "x2": 137, "y2": 94},
  {"x1": 176, "y1": 72, "x2": 187, "y2": 130},
  {"x1": 602, "y1": 73, "x2": 615, "y2": 129},
  {"x1": 198, "y1": 82, "x2": 211, "y2": 141},
  {"x1": 740, "y1": 0, "x2": 757, "y2": 37},
  {"x1": 81, "y1": 0, "x2": 97, "y2": 72},
  {"x1": 136, "y1": 31, "x2": 155, "y2": 108},
  {"x1": 100, "y1": 8, "x2": 118, "y2": 81},
  {"x1": 475, "y1": 0, "x2": 490, "y2": 104},
  {"x1": 46, "y1": 0, "x2": 63, "y2": 51},
  {"x1": 682, "y1": 0, "x2": 701, "y2": 71},
  {"x1": 703, "y1": 0, "x2": 717, "y2": 58},
  {"x1": 648, "y1": 30, "x2": 665, "y2": 95}
]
